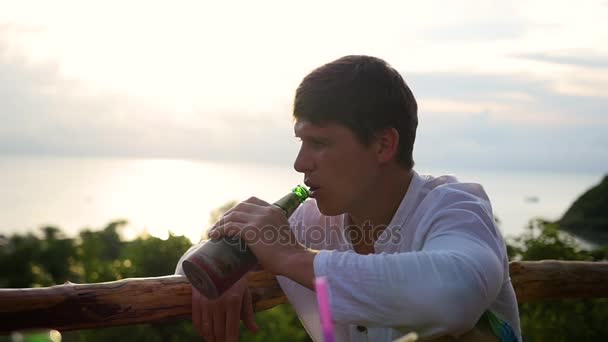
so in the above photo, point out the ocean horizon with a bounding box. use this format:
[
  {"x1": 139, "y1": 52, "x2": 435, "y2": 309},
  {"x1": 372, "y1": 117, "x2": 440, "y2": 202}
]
[{"x1": 1, "y1": 156, "x2": 604, "y2": 246}]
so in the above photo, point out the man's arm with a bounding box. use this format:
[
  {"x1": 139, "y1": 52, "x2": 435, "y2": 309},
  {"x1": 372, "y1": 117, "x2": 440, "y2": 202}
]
[
  {"x1": 277, "y1": 211, "x2": 505, "y2": 340},
  {"x1": 277, "y1": 248, "x2": 318, "y2": 290},
  {"x1": 175, "y1": 242, "x2": 258, "y2": 342},
  {"x1": 210, "y1": 197, "x2": 506, "y2": 340}
]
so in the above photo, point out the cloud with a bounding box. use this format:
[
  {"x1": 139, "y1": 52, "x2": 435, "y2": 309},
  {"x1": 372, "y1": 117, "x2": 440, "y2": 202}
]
[
  {"x1": 0, "y1": 34, "x2": 297, "y2": 164},
  {"x1": 1, "y1": 26, "x2": 606, "y2": 173},
  {"x1": 408, "y1": 72, "x2": 608, "y2": 123},
  {"x1": 514, "y1": 51, "x2": 608, "y2": 69},
  {"x1": 415, "y1": 111, "x2": 607, "y2": 172},
  {"x1": 422, "y1": 18, "x2": 529, "y2": 41},
  {"x1": 417, "y1": 1, "x2": 530, "y2": 42},
  {"x1": 407, "y1": 72, "x2": 608, "y2": 172}
]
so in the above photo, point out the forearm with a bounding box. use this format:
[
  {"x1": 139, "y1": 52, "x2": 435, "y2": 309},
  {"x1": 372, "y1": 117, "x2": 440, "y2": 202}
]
[
  {"x1": 277, "y1": 248, "x2": 319, "y2": 290},
  {"x1": 313, "y1": 237, "x2": 504, "y2": 336}
]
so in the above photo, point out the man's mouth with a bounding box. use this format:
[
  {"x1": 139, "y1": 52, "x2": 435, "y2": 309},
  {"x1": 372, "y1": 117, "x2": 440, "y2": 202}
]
[{"x1": 304, "y1": 181, "x2": 320, "y2": 197}]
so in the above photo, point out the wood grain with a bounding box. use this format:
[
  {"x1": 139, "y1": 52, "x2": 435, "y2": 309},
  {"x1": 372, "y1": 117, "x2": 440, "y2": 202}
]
[{"x1": 1, "y1": 261, "x2": 607, "y2": 334}]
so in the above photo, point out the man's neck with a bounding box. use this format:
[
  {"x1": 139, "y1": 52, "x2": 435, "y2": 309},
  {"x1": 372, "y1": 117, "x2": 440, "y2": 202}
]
[{"x1": 347, "y1": 168, "x2": 413, "y2": 254}]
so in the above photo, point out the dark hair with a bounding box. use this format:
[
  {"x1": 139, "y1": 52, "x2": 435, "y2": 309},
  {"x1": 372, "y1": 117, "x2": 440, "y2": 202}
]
[{"x1": 293, "y1": 55, "x2": 418, "y2": 169}]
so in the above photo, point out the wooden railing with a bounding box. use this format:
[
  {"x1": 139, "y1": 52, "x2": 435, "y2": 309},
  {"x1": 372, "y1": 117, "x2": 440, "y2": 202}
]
[{"x1": 2, "y1": 260, "x2": 608, "y2": 334}]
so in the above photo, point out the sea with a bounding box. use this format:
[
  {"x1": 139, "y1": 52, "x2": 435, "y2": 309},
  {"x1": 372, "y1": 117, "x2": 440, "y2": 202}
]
[{"x1": 0, "y1": 156, "x2": 604, "y2": 246}]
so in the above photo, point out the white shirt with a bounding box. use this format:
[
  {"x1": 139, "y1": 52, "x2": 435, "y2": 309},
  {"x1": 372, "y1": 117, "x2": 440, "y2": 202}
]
[
  {"x1": 277, "y1": 171, "x2": 522, "y2": 341},
  {"x1": 175, "y1": 171, "x2": 522, "y2": 341}
]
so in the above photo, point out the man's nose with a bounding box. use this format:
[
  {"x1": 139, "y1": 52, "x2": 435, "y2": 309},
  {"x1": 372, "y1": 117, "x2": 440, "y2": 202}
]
[{"x1": 293, "y1": 147, "x2": 313, "y2": 173}]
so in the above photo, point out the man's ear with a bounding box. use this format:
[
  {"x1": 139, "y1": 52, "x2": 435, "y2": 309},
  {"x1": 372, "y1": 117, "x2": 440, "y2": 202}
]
[{"x1": 374, "y1": 128, "x2": 400, "y2": 164}]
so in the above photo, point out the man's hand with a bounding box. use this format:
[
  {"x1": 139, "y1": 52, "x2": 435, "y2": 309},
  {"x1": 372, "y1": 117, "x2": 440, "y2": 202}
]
[
  {"x1": 208, "y1": 197, "x2": 306, "y2": 274},
  {"x1": 192, "y1": 276, "x2": 258, "y2": 342},
  {"x1": 208, "y1": 197, "x2": 318, "y2": 289}
]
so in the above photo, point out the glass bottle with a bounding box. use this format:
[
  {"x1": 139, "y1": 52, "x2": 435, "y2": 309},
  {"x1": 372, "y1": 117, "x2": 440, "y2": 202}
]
[{"x1": 181, "y1": 185, "x2": 309, "y2": 299}]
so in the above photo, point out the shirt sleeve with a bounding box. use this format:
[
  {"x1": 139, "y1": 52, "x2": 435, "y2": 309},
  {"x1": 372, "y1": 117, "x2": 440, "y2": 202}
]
[{"x1": 313, "y1": 206, "x2": 505, "y2": 339}]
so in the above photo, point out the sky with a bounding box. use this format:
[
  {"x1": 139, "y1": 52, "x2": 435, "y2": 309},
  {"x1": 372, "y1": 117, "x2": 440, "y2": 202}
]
[{"x1": 1, "y1": 0, "x2": 607, "y2": 172}]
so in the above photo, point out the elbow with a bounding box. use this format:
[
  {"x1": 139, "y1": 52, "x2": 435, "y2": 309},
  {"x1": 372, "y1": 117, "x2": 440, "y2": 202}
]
[
  {"x1": 436, "y1": 306, "x2": 479, "y2": 337},
  {"x1": 417, "y1": 287, "x2": 484, "y2": 337}
]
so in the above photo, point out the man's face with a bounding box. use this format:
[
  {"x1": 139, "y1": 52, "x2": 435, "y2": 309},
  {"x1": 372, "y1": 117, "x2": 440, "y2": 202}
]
[{"x1": 293, "y1": 120, "x2": 380, "y2": 216}]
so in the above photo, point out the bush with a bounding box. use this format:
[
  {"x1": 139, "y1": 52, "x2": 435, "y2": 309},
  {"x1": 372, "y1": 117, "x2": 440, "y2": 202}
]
[{"x1": 507, "y1": 219, "x2": 608, "y2": 341}]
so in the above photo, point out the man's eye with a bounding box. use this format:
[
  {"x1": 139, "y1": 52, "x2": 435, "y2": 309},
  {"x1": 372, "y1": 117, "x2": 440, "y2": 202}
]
[
  {"x1": 311, "y1": 140, "x2": 325, "y2": 147},
  {"x1": 296, "y1": 137, "x2": 327, "y2": 148}
]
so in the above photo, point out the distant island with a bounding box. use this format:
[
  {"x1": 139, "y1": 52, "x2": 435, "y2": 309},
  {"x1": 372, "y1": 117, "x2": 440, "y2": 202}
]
[{"x1": 558, "y1": 175, "x2": 608, "y2": 246}]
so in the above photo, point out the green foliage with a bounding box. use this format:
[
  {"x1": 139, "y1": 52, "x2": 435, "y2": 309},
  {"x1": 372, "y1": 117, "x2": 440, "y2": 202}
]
[
  {"x1": 4, "y1": 195, "x2": 608, "y2": 341},
  {"x1": 0, "y1": 226, "x2": 78, "y2": 288},
  {"x1": 507, "y1": 219, "x2": 608, "y2": 341},
  {"x1": 119, "y1": 233, "x2": 192, "y2": 278},
  {"x1": 1, "y1": 217, "x2": 310, "y2": 341},
  {"x1": 77, "y1": 221, "x2": 124, "y2": 283},
  {"x1": 507, "y1": 219, "x2": 593, "y2": 261},
  {"x1": 240, "y1": 305, "x2": 312, "y2": 342},
  {"x1": 58, "y1": 321, "x2": 199, "y2": 342}
]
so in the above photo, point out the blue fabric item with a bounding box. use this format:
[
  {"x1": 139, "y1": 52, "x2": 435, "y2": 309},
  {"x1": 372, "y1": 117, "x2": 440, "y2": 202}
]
[{"x1": 482, "y1": 310, "x2": 519, "y2": 342}]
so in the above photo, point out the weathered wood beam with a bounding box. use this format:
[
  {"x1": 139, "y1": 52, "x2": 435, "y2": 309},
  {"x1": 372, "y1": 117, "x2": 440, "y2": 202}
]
[
  {"x1": 0, "y1": 271, "x2": 286, "y2": 334},
  {"x1": 1, "y1": 261, "x2": 607, "y2": 334},
  {"x1": 509, "y1": 260, "x2": 608, "y2": 303}
]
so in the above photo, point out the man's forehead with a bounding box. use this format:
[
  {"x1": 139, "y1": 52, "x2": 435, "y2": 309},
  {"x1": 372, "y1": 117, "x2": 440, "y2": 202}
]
[{"x1": 294, "y1": 120, "x2": 340, "y2": 136}]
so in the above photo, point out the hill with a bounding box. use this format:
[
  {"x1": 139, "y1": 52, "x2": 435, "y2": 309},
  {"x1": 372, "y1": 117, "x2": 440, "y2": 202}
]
[{"x1": 558, "y1": 175, "x2": 608, "y2": 246}]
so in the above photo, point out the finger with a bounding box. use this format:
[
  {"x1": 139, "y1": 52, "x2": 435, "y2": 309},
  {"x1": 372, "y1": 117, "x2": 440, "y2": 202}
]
[
  {"x1": 209, "y1": 212, "x2": 240, "y2": 233},
  {"x1": 243, "y1": 196, "x2": 271, "y2": 206},
  {"x1": 212, "y1": 301, "x2": 225, "y2": 341},
  {"x1": 201, "y1": 297, "x2": 214, "y2": 342},
  {"x1": 241, "y1": 287, "x2": 259, "y2": 332},
  {"x1": 220, "y1": 203, "x2": 272, "y2": 227},
  {"x1": 212, "y1": 199, "x2": 266, "y2": 225},
  {"x1": 219, "y1": 200, "x2": 266, "y2": 218},
  {"x1": 239, "y1": 199, "x2": 283, "y2": 217},
  {"x1": 225, "y1": 293, "x2": 243, "y2": 342},
  {"x1": 242, "y1": 198, "x2": 288, "y2": 218},
  {"x1": 218, "y1": 202, "x2": 239, "y2": 217},
  {"x1": 208, "y1": 224, "x2": 226, "y2": 240},
  {"x1": 209, "y1": 222, "x2": 248, "y2": 239},
  {"x1": 209, "y1": 211, "x2": 260, "y2": 236},
  {"x1": 192, "y1": 287, "x2": 202, "y2": 336}
]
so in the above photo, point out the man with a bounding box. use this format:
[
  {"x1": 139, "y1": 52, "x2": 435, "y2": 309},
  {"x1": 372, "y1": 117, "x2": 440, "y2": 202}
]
[{"x1": 176, "y1": 55, "x2": 521, "y2": 341}]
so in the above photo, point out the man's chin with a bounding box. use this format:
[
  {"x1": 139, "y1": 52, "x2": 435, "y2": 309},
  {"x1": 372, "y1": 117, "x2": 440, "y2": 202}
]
[{"x1": 316, "y1": 201, "x2": 345, "y2": 217}]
